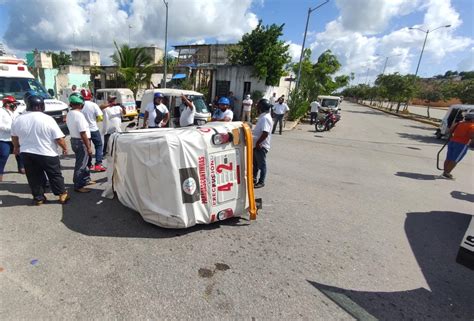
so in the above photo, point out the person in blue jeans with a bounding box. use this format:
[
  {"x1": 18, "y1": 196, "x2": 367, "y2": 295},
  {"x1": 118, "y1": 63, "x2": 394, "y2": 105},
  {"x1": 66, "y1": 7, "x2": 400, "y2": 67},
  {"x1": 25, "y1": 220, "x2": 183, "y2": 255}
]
[
  {"x1": 0, "y1": 95, "x2": 24, "y2": 182},
  {"x1": 66, "y1": 94, "x2": 94, "y2": 193},
  {"x1": 253, "y1": 98, "x2": 273, "y2": 188}
]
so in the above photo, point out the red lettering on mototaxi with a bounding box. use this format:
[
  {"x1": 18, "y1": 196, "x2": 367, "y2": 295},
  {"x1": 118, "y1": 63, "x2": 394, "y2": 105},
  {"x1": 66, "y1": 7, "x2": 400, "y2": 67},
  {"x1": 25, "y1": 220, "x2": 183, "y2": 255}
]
[
  {"x1": 210, "y1": 157, "x2": 217, "y2": 206},
  {"x1": 198, "y1": 156, "x2": 208, "y2": 204},
  {"x1": 216, "y1": 162, "x2": 233, "y2": 173},
  {"x1": 199, "y1": 127, "x2": 211, "y2": 133}
]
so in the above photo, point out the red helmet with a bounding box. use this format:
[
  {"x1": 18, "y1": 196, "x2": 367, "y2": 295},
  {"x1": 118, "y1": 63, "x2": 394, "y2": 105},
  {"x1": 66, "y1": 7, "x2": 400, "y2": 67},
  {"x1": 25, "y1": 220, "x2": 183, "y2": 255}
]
[
  {"x1": 2, "y1": 95, "x2": 19, "y2": 106},
  {"x1": 80, "y1": 89, "x2": 92, "y2": 101}
]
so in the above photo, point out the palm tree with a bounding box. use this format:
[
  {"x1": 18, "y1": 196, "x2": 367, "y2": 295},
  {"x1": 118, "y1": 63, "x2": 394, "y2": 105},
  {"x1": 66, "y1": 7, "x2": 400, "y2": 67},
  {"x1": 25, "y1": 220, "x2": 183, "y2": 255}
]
[{"x1": 111, "y1": 41, "x2": 155, "y2": 97}]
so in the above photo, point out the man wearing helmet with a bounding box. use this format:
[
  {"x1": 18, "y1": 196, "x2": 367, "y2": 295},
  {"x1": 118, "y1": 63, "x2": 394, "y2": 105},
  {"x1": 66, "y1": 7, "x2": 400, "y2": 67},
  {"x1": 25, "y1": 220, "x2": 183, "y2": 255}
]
[
  {"x1": 252, "y1": 98, "x2": 273, "y2": 188},
  {"x1": 211, "y1": 97, "x2": 233, "y2": 122},
  {"x1": 442, "y1": 112, "x2": 474, "y2": 179},
  {"x1": 67, "y1": 94, "x2": 94, "y2": 193},
  {"x1": 143, "y1": 92, "x2": 169, "y2": 128},
  {"x1": 11, "y1": 93, "x2": 69, "y2": 205},
  {"x1": 0, "y1": 96, "x2": 24, "y2": 181},
  {"x1": 80, "y1": 89, "x2": 105, "y2": 172}
]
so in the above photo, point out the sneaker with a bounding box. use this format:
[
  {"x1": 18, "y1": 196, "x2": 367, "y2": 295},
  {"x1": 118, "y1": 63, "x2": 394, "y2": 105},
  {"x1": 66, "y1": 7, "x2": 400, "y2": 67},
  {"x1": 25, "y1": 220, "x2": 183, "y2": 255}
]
[
  {"x1": 254, "y1": 182, "x2": 265, "y2": 189},
  {"x1": 74, "y1": 188, "x2": 91, "y2": 193},
  {"x1": 89, "y1": 165, "x2": 95, "y2": 171},
  {"x1": 58, "y1": 192, "x2": 70, "y2": 204},
  {"x1": 442, "y1": 172, "x2": 454, "y2": 179},
  {"x1": 94, "y1": 164, "x2": 107, "y2": 172},
  {"x1": 86, "y1": 180, "x2": 97, "y2": 186},
  {"x1": 34, "y1": 196, "x2": 47, "y2": 206}
]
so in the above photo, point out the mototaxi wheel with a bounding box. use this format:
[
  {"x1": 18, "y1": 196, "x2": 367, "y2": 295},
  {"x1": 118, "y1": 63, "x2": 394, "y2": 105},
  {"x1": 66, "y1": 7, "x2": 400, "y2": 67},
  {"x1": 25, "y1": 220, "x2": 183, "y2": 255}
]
[{"x1": 315, "y1": 122, "x2": 326, "y2": 132}]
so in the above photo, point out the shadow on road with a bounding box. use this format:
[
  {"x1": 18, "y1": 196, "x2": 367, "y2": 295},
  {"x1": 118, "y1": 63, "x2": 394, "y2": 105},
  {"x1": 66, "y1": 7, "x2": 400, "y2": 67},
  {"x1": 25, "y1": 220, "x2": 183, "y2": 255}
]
[
  {"x1": 405, "y1": 124, "x2": 438, "y2": 131},
  {"x1": 344, "y1": 110, "x2": 385, "y2": 116},
  {"x1": 60, "y1": 188, "x2": 248, "y2": 238},
  {"x1": 395, "y1": 171, "x2": 438, "y2": 180},
  {"x1": 397, "y1": 132, "x2": 444, "y2": 145},
  {"x1": 309, "y1": 211, "x2": 473, "y2": 321},
  {"x1": 451, "y1": 191, "x2": 474, "y2": 203}
]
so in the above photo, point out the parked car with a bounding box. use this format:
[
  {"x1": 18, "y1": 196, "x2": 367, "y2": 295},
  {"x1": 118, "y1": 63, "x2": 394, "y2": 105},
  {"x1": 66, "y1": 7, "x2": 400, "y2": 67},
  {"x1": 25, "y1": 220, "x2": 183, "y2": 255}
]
[
  {"x1": 95, "y1": 88, "x2": 138, "y2": 121},
  {"x1": 435, "y1": 104, "x2": 474, "y2": 139},
  {"x1": 138, "y1": 88, "x2": 211, "y2": 128}
]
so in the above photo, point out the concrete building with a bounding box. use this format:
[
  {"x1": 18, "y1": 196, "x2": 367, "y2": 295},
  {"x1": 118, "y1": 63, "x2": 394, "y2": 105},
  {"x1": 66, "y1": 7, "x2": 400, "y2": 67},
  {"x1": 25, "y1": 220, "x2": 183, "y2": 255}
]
[
  {"x1": 174, "y1": 44, "x2": 233, "y2": 66},
  {"x1": 34, "y1": 51, "x2": 53, "y2": 69},
  {"x1": 141, "y1": 46, "x2": 164, "y2": 64},
  {"x1": 71, "y1": 50, "x2": 101, "y2": 66}
]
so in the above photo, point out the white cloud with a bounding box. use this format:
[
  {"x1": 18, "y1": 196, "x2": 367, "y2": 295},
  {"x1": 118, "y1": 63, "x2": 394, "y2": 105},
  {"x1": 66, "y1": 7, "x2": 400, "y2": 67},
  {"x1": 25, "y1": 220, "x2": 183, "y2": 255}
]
[
  {"x1": 457, "y1": 48, "x2": 474, "y2": 71},
  {"x1": 2, "y1": 0, "x2": 258, "y2": 64},
  {"x1": 286, "y1": 41, "x2": 302, "y2": 63}
]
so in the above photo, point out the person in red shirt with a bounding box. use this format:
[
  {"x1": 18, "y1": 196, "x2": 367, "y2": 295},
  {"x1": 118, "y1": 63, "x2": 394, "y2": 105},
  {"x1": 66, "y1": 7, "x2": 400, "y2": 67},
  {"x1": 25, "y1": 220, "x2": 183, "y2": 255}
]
[{"x1": 442, "y1": 112, "x2": 474, "y2": 179}]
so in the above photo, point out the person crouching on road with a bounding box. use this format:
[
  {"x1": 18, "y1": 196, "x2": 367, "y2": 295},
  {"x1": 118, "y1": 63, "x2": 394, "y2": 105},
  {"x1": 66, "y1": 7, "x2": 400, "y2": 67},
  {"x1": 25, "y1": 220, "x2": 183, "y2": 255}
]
[
  {"x1": 211, "y1": 97, "x2": 233, "y2": 122},
  {"x1": 67, "y1": 94, "x2": 95, "y2": 193},
  {"x1": 11, "y1": 93, "x2": 69, "y2": 205},
  {"x1": 80, "y1": 89, "x2": 106, "y2": 172},
  {"x1": 143, "y1": 92, "x2": 169, "y2": 128},
  {"x1": 100, "y1": 95, "x2": 126, "y2": 155},
  {"x1": 180, "y1": 94, "x2": 195, "y2": 127},
  {"x1": 442, "y1": 112, "x2": 474, "y2": 179},
  {"x1": 253, "y1": 99, "x2": 273, "y2": 189},
  {"x1": 0, "y1": 95, "x2": 24, "y2": 181}
]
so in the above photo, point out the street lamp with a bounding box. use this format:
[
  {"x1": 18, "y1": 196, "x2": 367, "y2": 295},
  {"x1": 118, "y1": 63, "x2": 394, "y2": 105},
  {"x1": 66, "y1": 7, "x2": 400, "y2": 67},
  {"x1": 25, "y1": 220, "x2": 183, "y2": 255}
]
[
  {"x1": 409, "y1": 24, "x2": 451, "y2": 77},
  {"x1": 295, "y1": 0, "x2": 330, "y2": 92},
  {"x1": 163, "y1": 0, "x2": 169, "y2": 89},
  {"x1": 380, "y1": 54, "x2": 402, "y2": 75}
]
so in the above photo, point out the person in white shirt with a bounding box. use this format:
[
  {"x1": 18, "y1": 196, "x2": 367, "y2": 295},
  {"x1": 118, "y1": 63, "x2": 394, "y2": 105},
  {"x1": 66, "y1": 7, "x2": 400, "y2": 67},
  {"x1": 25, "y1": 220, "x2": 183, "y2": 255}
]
[
  {"x1": 253, "y1": 98, "x2": 273, "y2": 189},
  {"x1": 310, "y1": 100, "x2": 321, "y2": 125},
  {"x1": 242, "y1": 94, "x2": 253, "y2": 123},
  {"x1": 11, "y1": 93, "x2": 69, "y2": 205},
  {"x1": 271, "y1": 97, "x2": 290, "y2": 135},
  {"x1": 100, "y1": 95, "x2": 126, "y2": 155},
  {"x1": 0, "y1": 95, "x2": 24, "y2": 181},
  {"x1": 143, "y1": 92, "x2": 170, "y2": 128},
  {"x1": 211, "y1": 97, "x2": 233, "y2": 121},
  {"x1": 67, "y1": 93, "x2": 94, "y2": 193},
  {"x1": 179, "y1": 94, "x2": 195, "y2": 127},
  {"x1": 269, "y1": 92, "x2": 277, "y2": 106},
  {"x1": 80, "y1": 89, "x2": 105, "y2": 172}
]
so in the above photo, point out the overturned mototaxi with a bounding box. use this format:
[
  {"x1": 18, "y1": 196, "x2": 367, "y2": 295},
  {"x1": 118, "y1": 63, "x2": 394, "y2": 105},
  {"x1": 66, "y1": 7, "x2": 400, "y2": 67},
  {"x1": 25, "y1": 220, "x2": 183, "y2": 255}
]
[{"x1": 102, "y1": 122, "x2": 258, "y2": 229}]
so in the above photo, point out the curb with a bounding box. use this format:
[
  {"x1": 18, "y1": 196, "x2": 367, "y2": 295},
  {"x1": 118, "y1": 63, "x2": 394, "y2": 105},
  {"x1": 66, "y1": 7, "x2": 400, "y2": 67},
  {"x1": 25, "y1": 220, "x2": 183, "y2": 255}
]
[{"x1": 358, "y1": 103, "x2": 440, "y2": 127}]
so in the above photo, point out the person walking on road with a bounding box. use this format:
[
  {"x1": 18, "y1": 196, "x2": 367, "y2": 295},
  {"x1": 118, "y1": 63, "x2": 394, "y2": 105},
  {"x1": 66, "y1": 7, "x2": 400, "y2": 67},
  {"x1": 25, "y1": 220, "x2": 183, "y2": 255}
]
[
  {"x1": 310, "y1": 100, "x2": 321, "y2": 125},
  {"x1": 11, "y1": 93, "x2": 69, "y2": 205},
  {"x1": 442, "y1": 112, "x2": 474, "y2": 179},
  {"x1": 100, "y1": 95, "x2": 126, "y2": 154},
  {"x1": 143, "y1": 92, "x2": 169, "y2": 128},
  {"x1": 80, "y1": 89, "x2": 105, "y2": 172},
  {"x1": 67, "y1": 94, "x2": 94, "y2": 193},
  {"x1": 211, "y1": 97, "x2": 233, "y2": 122},
  {"x1": 253, "y1": 98, "x2": 273, "y2": 189},
  {"x1": 242, "y1": 94, "x2": 253, "y2": 123},
  {"x1": 180, "y1": 94, "x2": 195, "y2": 127},
  {"x1": 272, "y1": 97, "x2": 289, "y2": 135},
  {"x1": 0, "y1": 96, "x2": 24, "y2": 181}
]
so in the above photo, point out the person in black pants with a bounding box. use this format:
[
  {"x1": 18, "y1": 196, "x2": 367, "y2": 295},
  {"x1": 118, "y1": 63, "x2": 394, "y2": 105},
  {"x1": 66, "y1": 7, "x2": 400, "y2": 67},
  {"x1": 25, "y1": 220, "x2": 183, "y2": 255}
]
[
  {"x1": 11, "y1": 93, "x2": 69, "y2": 205},
  {"x1": 271, "y1": 97, "x2": 289, "y2": 135}
]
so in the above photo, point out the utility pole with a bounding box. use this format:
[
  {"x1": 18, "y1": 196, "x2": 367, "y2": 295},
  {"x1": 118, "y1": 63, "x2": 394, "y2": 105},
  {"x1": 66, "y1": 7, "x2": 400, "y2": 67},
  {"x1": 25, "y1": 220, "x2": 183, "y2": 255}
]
[
  {"x1": 295, "y1": 0, "x2": 330, "y2": 92},
  {"x1": 163, "y1": 0, "x2": 169, "y2": 88}
]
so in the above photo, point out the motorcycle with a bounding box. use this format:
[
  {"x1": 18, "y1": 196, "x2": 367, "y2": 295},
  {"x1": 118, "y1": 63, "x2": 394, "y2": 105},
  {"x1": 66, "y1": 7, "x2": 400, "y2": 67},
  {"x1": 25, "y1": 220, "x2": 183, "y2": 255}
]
[{"x1": 315, "y1": 109, "x2": 340, "y2": 132}]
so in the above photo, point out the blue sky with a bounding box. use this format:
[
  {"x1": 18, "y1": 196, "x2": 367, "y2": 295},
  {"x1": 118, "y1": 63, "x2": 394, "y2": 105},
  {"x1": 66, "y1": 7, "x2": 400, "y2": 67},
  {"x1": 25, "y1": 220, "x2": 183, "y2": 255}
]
[{"x1": 0, "y1": 0, "x2": 472, "y2": 82}]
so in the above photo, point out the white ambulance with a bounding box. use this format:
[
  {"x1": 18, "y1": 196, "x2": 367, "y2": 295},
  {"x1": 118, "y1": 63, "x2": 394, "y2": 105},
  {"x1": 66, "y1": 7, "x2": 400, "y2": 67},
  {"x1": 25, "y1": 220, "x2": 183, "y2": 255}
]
[
  {"x1": 102, "y1": 122, "x2": 259, "y2": 229},
  {"x1": 0, "y1": 55, "x2": 69, "y2": 130}
]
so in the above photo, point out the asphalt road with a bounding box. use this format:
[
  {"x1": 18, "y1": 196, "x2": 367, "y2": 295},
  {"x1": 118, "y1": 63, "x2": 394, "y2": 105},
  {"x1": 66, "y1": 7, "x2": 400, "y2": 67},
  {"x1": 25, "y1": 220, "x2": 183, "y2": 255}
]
[{"x1": 1, "y1": 101, "x2": 473, "y2": 320}]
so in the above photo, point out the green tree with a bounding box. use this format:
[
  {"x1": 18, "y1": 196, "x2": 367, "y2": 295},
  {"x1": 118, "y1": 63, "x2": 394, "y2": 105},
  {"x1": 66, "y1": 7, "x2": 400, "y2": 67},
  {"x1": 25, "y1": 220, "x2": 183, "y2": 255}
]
[
  {"x1": 455, "y1": 79, "x2": 474, "y2": 104},
  {"x1": 375, "y1": 73, "x2": 419, "y2": 112},
  {"x1": 229, "y1": 21, "x2": 290, "y2": 86},
  {"x1": 50, "y1": 51, "x2": 72, "y2": 68},
  {"x1": 111, "y1": 42, "x2": 155, "y2": 97}
]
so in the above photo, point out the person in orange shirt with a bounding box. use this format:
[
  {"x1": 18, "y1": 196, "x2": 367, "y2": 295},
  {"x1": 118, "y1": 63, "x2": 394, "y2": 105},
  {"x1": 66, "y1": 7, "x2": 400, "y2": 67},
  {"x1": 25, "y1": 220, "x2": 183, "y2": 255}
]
[{"x1": 442, "y1": 112, "x2": 474, "y2": 179}]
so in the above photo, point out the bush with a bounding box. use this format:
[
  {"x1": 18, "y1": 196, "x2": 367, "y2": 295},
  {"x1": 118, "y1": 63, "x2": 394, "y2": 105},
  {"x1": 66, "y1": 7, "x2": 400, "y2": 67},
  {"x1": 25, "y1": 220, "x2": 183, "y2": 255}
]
[{"x1": 288, "y1": 89, "x2": 309, "y2": 121}]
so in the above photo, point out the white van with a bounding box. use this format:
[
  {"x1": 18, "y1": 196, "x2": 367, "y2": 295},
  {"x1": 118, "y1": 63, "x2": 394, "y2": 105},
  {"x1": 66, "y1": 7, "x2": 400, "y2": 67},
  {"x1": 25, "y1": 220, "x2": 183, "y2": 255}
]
[
  {"x1": 436, "y1": 104, "x2": 474, "y2": 139},
  {"x1": 95, "y1": 88, "x2": 138, "y2": 121},
  {"x1": 318, "y1": 95, "x2": 341, "y2": 111},
  {"x1": 0, "y1": 55, "x2": 69, "y2": 130},
  {"x1": 139, "y1": 88, "x2": 211, "y2": 128}
]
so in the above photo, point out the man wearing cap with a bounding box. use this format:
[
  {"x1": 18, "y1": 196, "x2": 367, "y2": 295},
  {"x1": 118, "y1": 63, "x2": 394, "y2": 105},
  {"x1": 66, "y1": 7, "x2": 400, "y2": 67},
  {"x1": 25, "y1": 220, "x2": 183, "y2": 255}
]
[
  {"x1": 242, "y1": 94, "x2": 253, "y2": 123},
  {"x1": 442, "y1": 112, "x2": 474, "y2": 179},
  {"x1": 11, "y1": 93, "x2": 69, "y2": 205},
  {"x1": 67, "y1": 94, "x2": 94, "y2": 193},
  {"x1": 211, "y1": 97, "x2": 233, "y2": 122},
  {"x1": 0, "y1": 95, "x2": 24, "y2": 181},
  {"x1": 143, "y1": 92, "x2": 169, "y2": 128},
  {"x1": 80, "y1": 89, "x2": 105, "y2": 172},
  {"x1": 100, "y1": 95, "x2": 126, "y2": 155}
]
